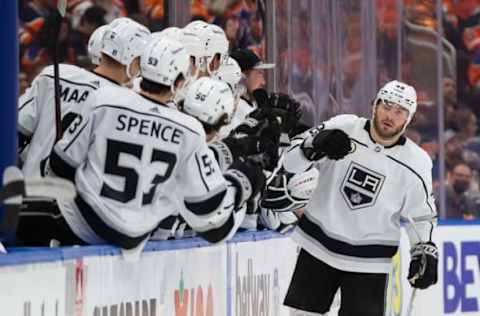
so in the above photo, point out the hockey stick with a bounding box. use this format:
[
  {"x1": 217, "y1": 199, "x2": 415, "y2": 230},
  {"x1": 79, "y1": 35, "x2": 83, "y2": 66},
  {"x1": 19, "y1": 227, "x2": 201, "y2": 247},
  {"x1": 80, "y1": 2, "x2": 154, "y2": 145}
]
[
  {"x1": 53, "y1": 0, "x2": 67, "y2": 142},
  {"x1": 405, "y1": 215, "x2": 427, "y2": 316}
]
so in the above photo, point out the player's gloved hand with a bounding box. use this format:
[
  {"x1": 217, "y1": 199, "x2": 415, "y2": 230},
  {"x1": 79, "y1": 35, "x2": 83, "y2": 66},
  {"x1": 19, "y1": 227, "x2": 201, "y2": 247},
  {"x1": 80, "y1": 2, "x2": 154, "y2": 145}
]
[
  {"x1": 252, "y1": 89, "x2": 302, "y2": 134},
  {"x1": 260, "y1": 167, "x2": 318, "y2": 211},
  {"x1": 302, "y1": 129, "x2": 351, "y2": 161},
  {"x1": 267, "y1": 92, "x2": 302, "y2": 133},
  {"x1": 225, "y1": 159, "x2": 266, "y2": 208},
  {"x1": 222, "y1": 135, "x2": 276, "y2": 158},
  {"x1": 259, "y1": 208, "x2": 299, "y2": 234},
  {"x1": 232, "y1": 113, "x2": 269, "y2": 137},
  {"x1": 260, "y1": 173, "x2": 304, "y2": 212},
  {"x1": 407, "y1": 242, "x2": 438, "y2": 289}
]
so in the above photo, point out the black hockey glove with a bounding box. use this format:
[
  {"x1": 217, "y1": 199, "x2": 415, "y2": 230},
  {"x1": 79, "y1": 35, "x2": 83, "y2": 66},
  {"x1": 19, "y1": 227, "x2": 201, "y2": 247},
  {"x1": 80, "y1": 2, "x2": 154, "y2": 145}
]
[
  {"x1": 260, "y1": 172, "x2": 308, "y2": 212},
  {"x1": 301, "y1": 129, "x2": 351, "y2": 161},
  {"x1": 221, "y1": 135, "x2": 274, "y2": 158},
  {"x1": 267, "y1": 92, "x2": 302, "y2": 133},
  {"x1": 225, "y1": 159, "x2": 266, "y2": 209},
  {"x1": 407, "y1": 242, "x2": 438, "y2": 289},
  {"x1": 252, "y1": 89, "x2": 302, "y2": 134},
  {"x1": 232, "y1": 114, "x2": 269, "y2": 137}
]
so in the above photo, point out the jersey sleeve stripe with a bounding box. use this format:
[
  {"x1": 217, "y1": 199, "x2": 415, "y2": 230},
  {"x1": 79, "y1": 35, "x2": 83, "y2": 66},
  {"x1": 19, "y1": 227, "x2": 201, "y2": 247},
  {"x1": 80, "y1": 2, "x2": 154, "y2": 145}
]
[
  {"x1": 62, "y1": 123, "x2": 89, "y2": 152},
  {"x1": 386, "y1": 155, "x2": 436, "y2": 214},
  {"x1": 287, "y1": 143, "x2": 300, "y2": 153},
  {"x1": 50, "y1": 150, "x2": 76, "y2": 182},
  {"x1": 196, "y1": 213, "x2": 234, "y2": 243},
  {"x1": 75, "y1": 194, "x2": 151, "y2": 249},
  {"x1": 195, "y1": 154, "x2": 210, "y2": 192},
  {"x1": 184, "y1": 189, "x2": 227, "y2": 216},
  {"x1": 19, "y1": 97, "x2": 34, "y2": 111}
]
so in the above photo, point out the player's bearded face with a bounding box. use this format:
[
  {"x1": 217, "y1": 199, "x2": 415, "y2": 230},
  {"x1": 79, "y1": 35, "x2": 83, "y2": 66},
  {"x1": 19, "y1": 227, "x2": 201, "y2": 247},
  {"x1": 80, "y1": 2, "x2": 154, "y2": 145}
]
[{"x1": 373, "y1": 100, "x2": 409, "y2": 139}]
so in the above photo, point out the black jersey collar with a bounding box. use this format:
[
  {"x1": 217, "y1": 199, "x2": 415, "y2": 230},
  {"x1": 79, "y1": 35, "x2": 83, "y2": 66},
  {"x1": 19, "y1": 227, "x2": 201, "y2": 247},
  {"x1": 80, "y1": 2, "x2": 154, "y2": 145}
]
[
  {"x1": 364, "y1": 120, "x2": 406, "y2": 148},
  {"x1": 90, "y1": 70, "x2": 122, "y2": 85},
  {"x1": 139, "y1": 93, "x2": 169, "y2": 108}
]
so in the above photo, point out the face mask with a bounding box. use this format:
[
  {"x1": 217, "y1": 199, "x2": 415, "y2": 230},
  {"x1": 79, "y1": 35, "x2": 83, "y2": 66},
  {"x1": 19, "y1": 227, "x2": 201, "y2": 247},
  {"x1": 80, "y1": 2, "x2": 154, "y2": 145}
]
[{"x1": 453, "y1": 180, "x2": 470, "y2": 194}]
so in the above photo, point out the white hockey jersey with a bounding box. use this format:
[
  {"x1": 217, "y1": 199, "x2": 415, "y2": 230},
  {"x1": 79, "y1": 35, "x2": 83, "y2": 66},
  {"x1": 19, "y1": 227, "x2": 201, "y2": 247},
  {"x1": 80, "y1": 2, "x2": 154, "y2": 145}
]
[
  {"x1": 216, "y1": 97, "x2": 256, "y2": 139},
  {"x1": 50, "y1": 85, "x2": 249, "y2": 249},
  {"x1": 18, "y1": 64, "x2": 119, "y2": 178},
  {"x1": 283, "y1": 114, "x2": 437, "y2": 273}
]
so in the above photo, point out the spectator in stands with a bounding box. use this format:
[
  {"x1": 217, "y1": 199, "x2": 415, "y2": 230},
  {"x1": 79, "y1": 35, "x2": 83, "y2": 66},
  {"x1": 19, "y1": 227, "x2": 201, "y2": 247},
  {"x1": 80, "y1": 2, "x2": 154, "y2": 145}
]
[
  {"x1": 405, "y1": 128, "x2": 422, "y2": 145},
  {"x1": 445, "y1": 137, "x2": 466, "y2": 171},
  {"x1": 450, "y1": 108, "x2": 478, "y2": 144},
  {"x1": 20, "y1": 0, "x2": 55, "y2": 23},
  {"x1": 69, "y1": 5, "x2": 107, "y2": 65},
  {"x1": 224, "y1": 16, "x2": 240, "y2": 50},
  {"x1": 19, "y1": 72, "x2": 29, "y2": 96},
  {"x1": 436, "y1": 162, "x2": 480, "y2": 219},
  {"x1": 95, "y1": 0, "x2": 127, "y2": 23}
]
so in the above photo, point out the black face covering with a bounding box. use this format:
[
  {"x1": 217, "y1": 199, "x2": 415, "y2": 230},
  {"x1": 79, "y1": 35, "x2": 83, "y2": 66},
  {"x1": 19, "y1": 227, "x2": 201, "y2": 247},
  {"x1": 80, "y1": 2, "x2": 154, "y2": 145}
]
[{"x1": 453, "y1": 180, "x2": 470, "y2": 194}]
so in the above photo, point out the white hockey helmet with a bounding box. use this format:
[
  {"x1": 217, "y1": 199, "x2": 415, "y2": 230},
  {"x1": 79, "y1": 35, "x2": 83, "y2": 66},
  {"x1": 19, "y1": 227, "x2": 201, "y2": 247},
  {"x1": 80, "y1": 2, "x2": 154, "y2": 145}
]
[
  {"x1": 201, "y1": 24, "x2": 229, "y2": 74},
  {"x1": 102, "y1": 17, "x2": 151, "y2": 78},
  {"x1": 88, "y1": 24, "x2": 109, "y2": 65},
  {"x1": 186, "y1": 23, "x2": 229, "y2": 75},
  {"x1": 373, "y1": 80, "x2": 417, "y2": 126},
  {"x1": 184, "y1": 20, "x2": 209, "y2": 32},
  {"x1": 152, "y1": 27, "x2": 203, "y2": 78},
  {"x1": 213, "y1": 57, "x2": 243, "y2": 96},
  {"x1": 181, "y1": 29, "x2": 203, "y2": 74},
  {"x1": 140, "y1": 37, "x2": 191, "y2": 89},
  {"x1": 150, "y1": 26, "x2": 182, "y2": 41},
  {"x1": 183, "y1": 77, "x2": 235, "y2": 125}
]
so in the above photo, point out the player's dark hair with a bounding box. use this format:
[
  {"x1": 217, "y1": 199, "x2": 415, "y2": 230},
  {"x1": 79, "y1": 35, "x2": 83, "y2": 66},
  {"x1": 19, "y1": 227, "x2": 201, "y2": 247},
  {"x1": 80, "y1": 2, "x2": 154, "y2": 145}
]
[
  {"x1": 202, "y1": 113, "x2": 230, "y2": 134},
  {"x1": 81, "y1": 6, "x2": 107, "y2": 28},
  {"x1": 140, "y1": 78, "x2": 170, "y2": 94},
  {"x1": 140, "y1": 74, "x2": 185, "y2": 95},
  {"x1": 176, "y1": 101, "x2": 229, "y2": 134}
]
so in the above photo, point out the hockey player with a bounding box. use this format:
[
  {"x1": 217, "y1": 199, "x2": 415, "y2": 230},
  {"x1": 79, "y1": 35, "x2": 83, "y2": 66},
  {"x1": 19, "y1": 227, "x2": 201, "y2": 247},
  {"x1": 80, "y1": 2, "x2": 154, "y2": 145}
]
[
  {"x1": 281, "y1": 80, "x2": 438, "y2": 316},
  {"x1": 152, "y1": 76, "x2": 281, "y2": 240},
  {"x1": 184, "y1": 22, "x2": 229, "y2": 77},
  {"x1": 212, "y1": 56, "x2": 244, "y2": 139},
  {"x1": 17, "y1": 18, "x2": 150, "y2": 178},
  {"x1": 21, "y1": 37, "x2": 264, "y2": 250},
  {"x1": 87, "y1": 24, "x2": 109, "y2": 66}
]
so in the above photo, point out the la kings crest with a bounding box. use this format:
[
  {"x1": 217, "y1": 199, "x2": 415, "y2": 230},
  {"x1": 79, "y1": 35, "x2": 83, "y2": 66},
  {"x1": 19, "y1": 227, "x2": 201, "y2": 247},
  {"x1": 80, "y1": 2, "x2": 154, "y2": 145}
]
[{"x1": 340, "y1": 162, "x2": 385, "y2": 210}]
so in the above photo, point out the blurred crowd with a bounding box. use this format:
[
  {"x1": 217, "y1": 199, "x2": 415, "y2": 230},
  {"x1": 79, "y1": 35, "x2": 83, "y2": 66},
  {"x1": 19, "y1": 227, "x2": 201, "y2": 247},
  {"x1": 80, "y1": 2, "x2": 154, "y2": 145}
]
[
  {"x1": 18, "y1": 0, "x2": 266, "y2": 94},
  {"x1": 18, "y1": 0, "x2": 480, "y2": 220},
  {"x1": 398, "y1": 0, "x2": 480, "y2": 220}
]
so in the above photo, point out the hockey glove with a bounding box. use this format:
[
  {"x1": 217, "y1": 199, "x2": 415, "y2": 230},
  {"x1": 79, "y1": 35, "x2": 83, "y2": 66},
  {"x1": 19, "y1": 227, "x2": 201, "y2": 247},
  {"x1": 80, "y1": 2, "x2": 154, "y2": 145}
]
[
  {"x1": 252, "y1": 89, "x2": 302, "y2": 134},
  {"x1": 225, "y1": 159, "x2": 266, "y2": 209},
  {"x1": 301, "y1": 129, "x2": 351, "y2": 161},
  {"x1": 407, "y1": 242, "x2": 438, "y2": 289},
  {"x1": 259, "y1": 209, "x2": 299, "y2": 234},
  {"x1": 221, "y1": 135, "x2": 275, "y2": 158},
  {"x1": 260, "y1": 174, "x2": 308, "y2": 212},
  {"x1": 267, "y1": 92, "x2": 302, "y2": 133}
]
